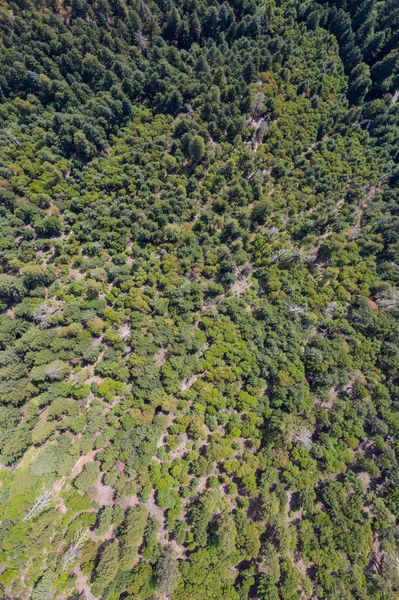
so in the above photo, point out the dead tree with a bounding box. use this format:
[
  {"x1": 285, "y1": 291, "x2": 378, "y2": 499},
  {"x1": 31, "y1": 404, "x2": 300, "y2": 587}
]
[{"x1": 23, "y1": 490, "x2": 53, "y2": 522}]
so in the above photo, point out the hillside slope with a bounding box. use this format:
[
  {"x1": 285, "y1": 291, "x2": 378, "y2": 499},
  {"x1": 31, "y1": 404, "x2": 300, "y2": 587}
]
[{"x1": 0, "y1": 1, "x2": 399, "y2": 599}]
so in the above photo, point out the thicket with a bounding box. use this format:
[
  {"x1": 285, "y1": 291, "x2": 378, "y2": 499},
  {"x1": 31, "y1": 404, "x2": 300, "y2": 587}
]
[{"x1": 0, "y1": 0, "x2": 399, "y2": 599}]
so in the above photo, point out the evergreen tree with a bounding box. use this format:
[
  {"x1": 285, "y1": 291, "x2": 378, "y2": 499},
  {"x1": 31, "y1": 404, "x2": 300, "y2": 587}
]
[
  {"x1": 92, "y1": 540, "x2": 120, "y2": 596},
  {"x1": 119, "y1": 505, "x2": 148, "y2": 569},
  {"x1": 155, "y1": 548, "x2": 180, "y2": 596},
  {"x1": 188, "y1": 135, "x2": 206, "y2": 163}
]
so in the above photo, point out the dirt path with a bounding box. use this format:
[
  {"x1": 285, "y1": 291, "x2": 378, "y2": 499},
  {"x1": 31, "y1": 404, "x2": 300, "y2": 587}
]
[
  {"x1": 90, "y1": 478, "x2": 114, "y2": 506},
  {"x1": 180, "y1": 374, "x2": 200, "y2": 392},
  {"x1": 146, "y1": 490, "x2": 168, "y2": 544},
  {"x1": 146, "y1": 490, "x2": 186, "y2": 558},
  {"x1": 196, "y1": 474, "x2": 208, "y2": 494},
  {"x1": 154, "y1": 348, "x2": 167, "y2": 366},
  {"x1": 170, "y1": 433, "x2": 189, "y2": 460},
  {"x1": 156, "y1": 418, "x2": 171, "y2": 451},
  {"x1": 73, "y1": 566, "x2": 96, "y2": 600}
]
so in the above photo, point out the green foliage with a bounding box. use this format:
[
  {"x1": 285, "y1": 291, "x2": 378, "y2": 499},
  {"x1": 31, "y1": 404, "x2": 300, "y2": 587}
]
[
  {"x1": 31, "y1": 570, "x2": 55, "y2": 600},
  {"x1": 91, "y1": 540, "x2": 120, "y2": 596},
  {"x1": 155, "y1": 548, "x2": 180, "y2": 596},
  {"x1": 95, "y1": 506, "x2": 115, "y2": 537},
  {"x1": 74, "y1": 462, "x2": 100, "y2": 492},
  {"x1": 188, "y1": 136, "x2": 206, "y2": 163},
  {"x1": 119, "y1": 506, "x2": 148, "y2": 570},
  {"x1": 0, "y1": 276, "x2": 26, "y2": 301},
  {"x1": 0, "y1": 0, "x2": 398, "y2": 598}
]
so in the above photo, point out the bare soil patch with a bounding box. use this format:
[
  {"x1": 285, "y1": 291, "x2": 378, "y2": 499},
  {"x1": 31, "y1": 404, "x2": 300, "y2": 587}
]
[
  {"x1": 154, "y1": 348, "x2": 167, "y2": 366},
  {"x1": 91, "y1": 478, "x2": 115, "y2": 506}
]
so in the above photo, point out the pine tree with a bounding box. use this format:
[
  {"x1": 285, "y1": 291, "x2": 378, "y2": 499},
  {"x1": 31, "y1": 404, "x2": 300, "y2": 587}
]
[
  {"x1": 119, "y1": 505, "x2": 148, "y2": 569},
  {"x1": 74, "y1": 461, "x2": 100, "y2": 492},
  {"x1": 31, "y1": 570, "x2": 55, "y2": 600},
  {"x1": 257, "y1": 576, "x2": 280, "y2": 600},
  {"x1": 348, "y1": 63, "x2": 371, "y2": 104},
  {"x1": 155, "y1": 548, "x2": 180, "y2": 596},
  {"x1": 91, "y1": 540, "x2": 120, "y2": 597},
  {"x1": 188, "y1": 136, "x2": 206, "y2": 163},
  {"x1": 164, "y1": 7, "x2": 180, "y2": 41},
  {"x1": 371, "y1": 50, "x2": 399, "y2": 92},
  {"x1": 216, "y1": 512, "x2": 237, "y2": 557}
]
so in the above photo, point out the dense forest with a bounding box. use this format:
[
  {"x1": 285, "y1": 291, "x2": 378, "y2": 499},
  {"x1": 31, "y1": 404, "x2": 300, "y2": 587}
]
[{"x1": 0, "y1": 0, "x2": 399, "y2": 598}]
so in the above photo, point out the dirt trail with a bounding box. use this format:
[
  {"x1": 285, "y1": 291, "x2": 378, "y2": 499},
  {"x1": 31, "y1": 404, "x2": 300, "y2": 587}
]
[
  {"x1": 73, "y1": 566, "x2": 96, "y2": 600},
  {"x1": 196, "y1": 474, "x2": 208, "y2": 494},
  {"x1": 145, "y1": 490, "x2": 185, "y2": 558},
  {"x1": 231, "y1": 277, "x2": 250, "y2": 296},
  {"x1": 146, "y1": 490, "x2": 168, "y2": 544},
  {"x1": 180, "y1": 374, "x2": 199, "y2": 392},
  {"x1": 91, "y1": 478, "x2": 114, "y2": 506},
  {"x1": 154, "y1": 348, "x2": 167, "y2": 366},
  {"x1": 170, "y1": 433, "x2": 189, "y2": 460}
]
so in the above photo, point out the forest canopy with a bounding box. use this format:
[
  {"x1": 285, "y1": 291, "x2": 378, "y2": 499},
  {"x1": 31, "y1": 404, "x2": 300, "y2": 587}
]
[{"x1": 0, "y1": 0, "x2": 399, "y2": 599}]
